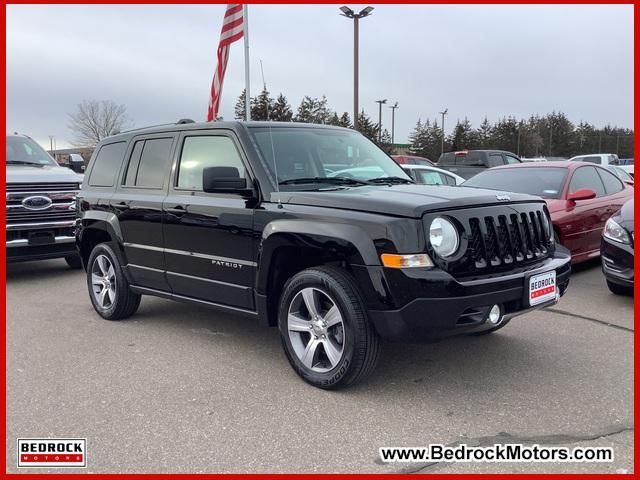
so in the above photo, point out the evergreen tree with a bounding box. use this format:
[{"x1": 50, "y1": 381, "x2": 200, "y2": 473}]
[
  {"x1": 476, "y1": 117, "x2": 493, "y2": 148},
  {"x1": 234, "y1": 89, "x2": 248, "y2": 120},
  {"x1": 251, "y1": 87, "x2": 273, "y2": 121},
  {"x1": 356, "y1": 110, "x2": 379, "y2": 143},
  {"x1": 294, "y1": 96, "x2": 331, "y2": 124},
  {"x1": 449, "y1": 117, "x2": 478, "y2": 151},
  {"x1": 270, "y1": 94, "x2": 293, "y2": 122}
]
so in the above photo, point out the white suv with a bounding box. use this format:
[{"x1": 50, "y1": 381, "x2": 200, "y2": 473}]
[{"x1": 568, "y1": 153, "x2": 619, "y2": 166}]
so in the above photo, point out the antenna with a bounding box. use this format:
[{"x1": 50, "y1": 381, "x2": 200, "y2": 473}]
[{"x1": 260, "y1": 59, "x2": 269, "y2": 120}]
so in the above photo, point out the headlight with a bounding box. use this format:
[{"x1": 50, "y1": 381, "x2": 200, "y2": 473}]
[
  {"x1": 429, "y1": 217, "x2": 459, "y2": 257},
  {"x1": 603, "y1": 218, "x2": 630, "y2": 244}
]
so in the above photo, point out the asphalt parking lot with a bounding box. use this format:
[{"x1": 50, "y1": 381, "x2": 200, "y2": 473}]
[{"x1": 6, "y1": 258, "x2": 634, "y2": 473}]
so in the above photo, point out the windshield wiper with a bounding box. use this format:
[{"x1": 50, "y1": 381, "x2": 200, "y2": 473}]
[
  {"x1": 6, "y1": 160, "x2": 44, "y2": 166},
  {"x1": 367, "y1": 176, "x2": 414, "y2": 185},
  {"x1": 279, "y1": 176, "x2": 371, "y2": 186}
]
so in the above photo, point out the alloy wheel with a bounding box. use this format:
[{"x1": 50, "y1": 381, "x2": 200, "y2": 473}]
[
  {"x1": 91, "y1": 254, "x2": 116, "y2": 309},
  {"x1": 287, "y1": 287, "x2": 345, "y2": 373}
]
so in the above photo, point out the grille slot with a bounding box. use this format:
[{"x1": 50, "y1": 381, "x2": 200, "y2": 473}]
[
  {"x1": 465, "y1": 206, "x2": 550, "y2": 273},
  {"x1": 6, "y1": 182, "x2": 79, "y2": 192}
]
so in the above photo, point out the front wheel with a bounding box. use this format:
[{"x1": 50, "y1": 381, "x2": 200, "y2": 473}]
[
  {"x1": 278, "y1": 266, "x2": 380, "y2": 389},
  {"x1": 87, "y1": 243, "x2": 141, "y2": 320}
]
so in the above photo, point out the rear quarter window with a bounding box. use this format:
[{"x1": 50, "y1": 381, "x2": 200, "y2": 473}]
[{"x1": 88, "y1": 142, "x2": 126, "y2": 187}]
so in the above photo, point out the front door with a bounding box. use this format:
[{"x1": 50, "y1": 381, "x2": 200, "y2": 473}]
[{"x1": 162, "y1": 130, "x2": 256, "y2": 310}]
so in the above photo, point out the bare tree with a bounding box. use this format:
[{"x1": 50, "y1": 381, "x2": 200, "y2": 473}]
[{"x1": 67, "y1": 100, "x2": 133, "y2": 147}]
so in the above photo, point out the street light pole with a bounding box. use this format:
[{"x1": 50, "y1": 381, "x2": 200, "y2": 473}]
[
  {"x1": 375, "y1": 99, "x2": 387, "y2": 143},
  {"x1": 340, "y1": 6, "x2": 374, "y2": 131},
  {"x1": 389, "y1": 102, "x2": 398, "y2": 146},
  {"x1": 439, "y1": 108, "x2": 448, "y2": 155}
]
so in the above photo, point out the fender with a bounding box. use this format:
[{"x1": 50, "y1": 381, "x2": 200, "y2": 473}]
[
  {"x1": 256, "y1": 219, "x2": 381, "y2": 295},
  {"x1": 78, "y1": 211, "x2": 128, "y2": 267}
]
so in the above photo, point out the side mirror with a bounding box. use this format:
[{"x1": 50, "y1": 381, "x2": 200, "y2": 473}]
[
  {"x1": 567, "y1": 188, "x2": 596, "y2": 202},
  {"x1": 202, "y1": 166, "x2": 249, "y2": 193}
]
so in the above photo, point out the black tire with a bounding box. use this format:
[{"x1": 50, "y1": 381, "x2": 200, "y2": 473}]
[
  {"x1": 469, "y1": 318, "x2": 511, "y2": 336},
  {"x1": 278, "y1": 266, "x2": 380, "y2": 389},
  {"x1": 87, "y1": 243, "x2": 141, "y2": 320},
  {"x1": 64, "y1": 255, "x2": 83, "y2": 270},
  {"x1": 607, "y1": 280, "x2": 633, "y2": 296}
]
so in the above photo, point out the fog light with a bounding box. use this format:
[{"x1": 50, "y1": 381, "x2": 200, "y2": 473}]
[
  {"x1": 488, "y1": 304, "x2": 502, "y2": 324},
  {"x1": 555, "y1": 290, "x2": 561, "y2": 303}
]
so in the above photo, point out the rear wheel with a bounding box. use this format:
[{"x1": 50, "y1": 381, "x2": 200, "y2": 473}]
[
  {"x1": 607, "y1": 280, "x2": 633, "y2": 296},
  {"x1": 87, "y1": 243, "x2": 141, "y2": 320},
  {"x1": 278, "y1": 266, "x2": 380, "y2": 389}
]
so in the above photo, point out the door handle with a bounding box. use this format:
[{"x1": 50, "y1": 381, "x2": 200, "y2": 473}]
[
  {"x1": 113, "y1": 201, "x2": 130, "y2": 209},
  {"x1": 165, "y1": 205, "x2": 186, "y2": 214}
]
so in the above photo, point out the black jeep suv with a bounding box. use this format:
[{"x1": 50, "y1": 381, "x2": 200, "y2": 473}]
[{"x1": 76, "y1": 121, "x2": 571, "y2": 389}]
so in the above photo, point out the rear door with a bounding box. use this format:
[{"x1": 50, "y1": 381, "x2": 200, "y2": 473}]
[
  {"x1": 162, "y1": 129, "x2": 256, "y2": 310},
  {"x1": 110, "y1": 134, "x2": 176, "y2": 291}
]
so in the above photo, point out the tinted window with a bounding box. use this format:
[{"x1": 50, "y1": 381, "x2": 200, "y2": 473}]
[
  {"x1": 487, "y1": 154, "x2": 504, "y2": 167},
  {"x1": 596, "y1": 167, "x2": 624, "y2": 195},
  {"x1": 505, "y1": 155, "x2": 521, "y2": 164},
  {"x1": 123, "y1": 141, "x2": 144, "y2": 186},
  {"x1": 464, "y1": 167, "x2": 568, "y2": 199},
  {"x1": 460, "y1": 151, "x2": 485, "y2": 166},
  {"x1": 177, "y1": 136, "x2": 245, "y2": 190},
  {"x1": 575, "y1": 156, "x2": 600, "y2": 164},
  {"x1": 135, "y1": 138, "x2": 173, "y2": 188},
  {"x1": 569, "y1": 166, "x2": 606, "y2": 197},
  {"x1": 89, "y1": 142, "x2": 126, "y2": 187}
]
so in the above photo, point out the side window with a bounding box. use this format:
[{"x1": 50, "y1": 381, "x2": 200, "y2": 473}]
[
  {"x1": 417, "y1": 171, "x2": 444, "y2": 185},
  {"x1": 596, "y1": 167, "x2": 624, "y2": 195},
  {"x1": 123, "y1": 137, "x2": 174, "y2": 189},
  {"x1": 505, "y1": 155, "x2": 520, "y2": 164},
  {"x1": 487, "y1": 154, "x2": 504, "y2": 167},
  {"x1": 569, "y1": 166, "x2": 606, "y2": 197},
  {"x1": 444, "y1": 174, "x2": 457, "y2": 186},
  {"x1": 177, "y1": 136, "x2": 245, "y2": 191},
  {"x1": 88, "y1": 142, "x2": 126, "y2": 187}
]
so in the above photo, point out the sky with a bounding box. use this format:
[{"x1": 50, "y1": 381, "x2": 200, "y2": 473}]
[{"x1": 6, "y1": 4, "x2": 634, "y2": 149}]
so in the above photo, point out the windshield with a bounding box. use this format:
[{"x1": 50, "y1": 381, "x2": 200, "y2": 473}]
[
  {"x1": 6, "y1": 136, "x2": 57, "y2": 166},
  {"x1": 463, "y1": 167, "x2": 568, "y2": 199},
  {"x1": 249, "y1": 127, "x2": 410, "y2": 190}
]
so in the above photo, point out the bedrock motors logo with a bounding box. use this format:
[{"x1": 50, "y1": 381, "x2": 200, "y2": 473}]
[{"x1": 18, "y1": 439, "x2": 86, "y2": 468}]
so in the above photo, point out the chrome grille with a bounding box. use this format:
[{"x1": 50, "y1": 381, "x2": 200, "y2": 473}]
[{"x1": 6, "y1": 183, "x2": 79, "y2": 226}]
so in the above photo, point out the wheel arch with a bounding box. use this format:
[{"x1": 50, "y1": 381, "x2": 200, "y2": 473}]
[{"x1": 78, "y1": 211, "x2": 127, "y2": 270}]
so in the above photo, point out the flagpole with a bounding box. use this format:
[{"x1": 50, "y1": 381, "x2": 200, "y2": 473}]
[{"x1": 243, "y1": 4, "x2": 250, "y2": 121}]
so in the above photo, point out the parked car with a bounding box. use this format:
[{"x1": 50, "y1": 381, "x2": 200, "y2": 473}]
[
  {"x1": 77, "y1": 121, "x2": 571, "y2": 389},
  {"x1": 6, "y1": 133, "x2": 83, "y2": 267},
  {"x1": 391, "y1": 154, "x2": 434, "y2": 166},
  {"x1": 568, "y1": 153, "x2": 619, "y2": 166},
  {"x1": 437, "y1": 150, "x2": 521, "y2": 179},
  {"x1": 401, "y1": 164, "x2": 465, "y2": 185},
  {"x1": 463, "y1": 162, "x2": 634, "y2": 264},
  {"x1": 601, "y1": 199, "x2": 634, "y2": 296}
]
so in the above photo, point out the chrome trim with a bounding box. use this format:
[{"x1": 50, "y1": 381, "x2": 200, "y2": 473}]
[
  {"x1": 6, "y1": 220, "x2": 77, "y2": 231},
  {"x1": 127, "y1": 263, "x2": 165, "y2": 273},
  {"x1": 129, "y1": 285, "x2": 258, "y2": 316},
  {"x1": 7, "y1": 202, "x2": 75, "y2": 211},
  {"x1": 166, "y1": 270, "x2": 248, "y2": 289},
  {"x1": 123, "y1": 242, "x2": 257, "y2": 267},
  {"x1": 6, "y1": 191, "x2": 78, "y2": 201},
  {"x1": 6, "y1": 235, "x2": 76, "y2": 247}
]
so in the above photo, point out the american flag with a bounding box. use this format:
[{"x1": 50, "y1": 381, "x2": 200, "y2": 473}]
[{"x1": 207, "y1": 4, "x2": 245, "y2": 122}]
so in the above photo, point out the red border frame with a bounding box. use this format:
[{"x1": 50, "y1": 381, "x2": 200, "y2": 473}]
[{"x1": 1, "y1": 1, "x2": 637, "y2": 478}]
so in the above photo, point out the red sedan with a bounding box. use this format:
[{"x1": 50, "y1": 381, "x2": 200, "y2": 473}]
[{"x1": 463, "y1": 161, "x2": 634, "y2": 264}]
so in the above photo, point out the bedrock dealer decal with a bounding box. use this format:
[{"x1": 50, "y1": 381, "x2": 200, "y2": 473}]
[{"x1": 18, "y1": 439, "x2": 87, "y2": 468}]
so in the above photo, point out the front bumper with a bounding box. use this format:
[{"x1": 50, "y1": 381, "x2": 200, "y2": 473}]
[
  {"x1": 6, "y1": 220, "x2": 78, "y2": 263},
  {"x1": 364, "y1": 251, "x2": 571, "y2": 342},
  {"x1": 600, "y1": 237, "x2": 634, "y2": 287}
]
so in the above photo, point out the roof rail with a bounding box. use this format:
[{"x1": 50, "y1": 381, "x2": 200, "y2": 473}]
[
  {"x1": 176, "y1": 118, "x2": 195, "y2": 124},
  {"x1": 119, "y1": 123, "x2": 175, "y2": 134}
]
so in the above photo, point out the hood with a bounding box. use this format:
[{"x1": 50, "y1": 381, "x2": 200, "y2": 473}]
[
  {"x1": 6, "y1": 164, "x2": 83, "y2": 184},
  {"x1": 616, "y1": 199, "x2": 634, "y2": 233},
  {"x1": 543, "y1": 198, "x2": 568, "y2": 215},
  {"x1": 273, "y1": 184, "x2": 542, "y2": 218}
]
